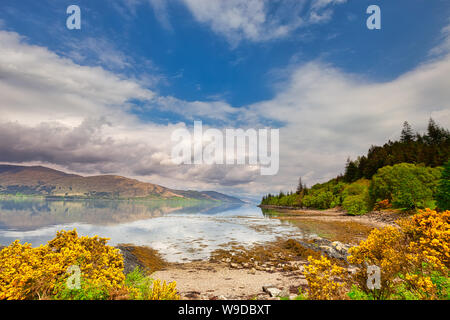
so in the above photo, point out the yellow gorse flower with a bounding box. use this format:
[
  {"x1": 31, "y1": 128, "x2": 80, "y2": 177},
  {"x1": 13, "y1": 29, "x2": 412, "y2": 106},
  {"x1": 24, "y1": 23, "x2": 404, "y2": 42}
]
[
  {"x1": 0, "y1": 229, "x2": 125, "y2": 300},
  {"x1": 0, "y1": 229, "x2": 180, "y2": 300},
  {"x1": 304, "y1": 209, "x2": 449, "y2": 300}
]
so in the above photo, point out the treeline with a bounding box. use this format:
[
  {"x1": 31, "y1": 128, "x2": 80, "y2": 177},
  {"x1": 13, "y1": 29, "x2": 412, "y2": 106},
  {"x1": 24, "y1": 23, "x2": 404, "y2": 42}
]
[
  {"x1": 261, "y1": 119, "x2": 450, "y2": 214},
  {"x1": 343, "y1": 119, "x2": 450, "y2": 182}
]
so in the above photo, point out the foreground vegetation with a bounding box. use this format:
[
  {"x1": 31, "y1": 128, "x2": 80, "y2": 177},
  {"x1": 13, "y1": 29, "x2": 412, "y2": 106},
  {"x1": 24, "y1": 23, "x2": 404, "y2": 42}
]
[
  {"x1": 298, "y1": 209, "x2": 449, "y2": 300},
  {"x1": 0, "y1": 230, "x2": 179, "y2": 300},
  {"x1": 262, "y1": 120, "x2": 450, "y2": 215},
  {"x1": 0, "y1": 211, "x2": 447, "y2": 300}
]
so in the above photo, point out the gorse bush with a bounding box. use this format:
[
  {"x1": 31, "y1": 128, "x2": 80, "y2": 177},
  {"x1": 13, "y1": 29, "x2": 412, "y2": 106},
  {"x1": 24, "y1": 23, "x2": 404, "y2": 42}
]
[
  {"x1": 373, "y1": 199, "x2": 391, "y2": 210},
  {"x1": 0, "y1": 230, "x2": 125, "y2": 300},
  {"x1": 124, "y1": 266, "x2": 179, "y2": 300},
  {"x1": 303, "y1": 209, "x2": 449, "y2": 300},
  {"x1": 0, "y1": 230, "x2": 179, "y2": 300},
  {"x1": 348, "y1": 209, "x2": 449, "y2": 299},
  {"x1": 303, "y1": 255, "x2": 348, "y2": 300}
]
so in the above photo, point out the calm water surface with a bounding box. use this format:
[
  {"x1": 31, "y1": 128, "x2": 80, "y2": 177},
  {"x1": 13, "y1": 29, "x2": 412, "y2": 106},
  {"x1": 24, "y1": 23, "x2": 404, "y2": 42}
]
[{"x1": 0, "y1": 198, "x2": 310, "y2": 262}]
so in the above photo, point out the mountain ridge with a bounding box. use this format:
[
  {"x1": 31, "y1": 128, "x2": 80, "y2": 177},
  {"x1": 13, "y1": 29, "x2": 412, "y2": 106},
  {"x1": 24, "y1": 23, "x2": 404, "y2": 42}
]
[{"x1": 0, "y1": 164, "x2": 243, "y2": 203}]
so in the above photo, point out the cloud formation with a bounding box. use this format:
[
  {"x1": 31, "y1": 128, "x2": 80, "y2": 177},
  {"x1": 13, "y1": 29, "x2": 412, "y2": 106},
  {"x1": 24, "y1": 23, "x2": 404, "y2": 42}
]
[
  {"x1": 429, "y1": 24, "x2": 450, "y2": 57},
  {"x1": 181, "y1": 0, "x2": 347, "y2": 44},
  {"x1": 118, "y1": 0, "x2": 347, "y2": 45},
  {"x1": 1, "y1": 29, "x2": 450, "y2": 197}
]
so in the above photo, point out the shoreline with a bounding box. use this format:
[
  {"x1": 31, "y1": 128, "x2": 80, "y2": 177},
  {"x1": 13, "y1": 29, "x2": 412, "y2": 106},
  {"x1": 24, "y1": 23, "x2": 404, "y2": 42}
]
[
  {"x1": 134, "y1": 208, "x2": 407, "y2": 300},
  {"x1": 258, "y1": 204, "x2": 405, "y2": 228}
]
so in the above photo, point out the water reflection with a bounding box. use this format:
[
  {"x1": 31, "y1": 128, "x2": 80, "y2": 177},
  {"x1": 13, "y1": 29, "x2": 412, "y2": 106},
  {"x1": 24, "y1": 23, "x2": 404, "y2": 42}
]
[
  {"x1": 0, "y1": 198, "x2": 305, "y2": 262},
  {"x1": 0, "y1": 198, "x2": 240, "y2": 230}
]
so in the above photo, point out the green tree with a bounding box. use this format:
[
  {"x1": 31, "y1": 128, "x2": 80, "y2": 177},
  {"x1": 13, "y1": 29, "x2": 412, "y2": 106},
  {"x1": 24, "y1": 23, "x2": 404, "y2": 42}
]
[
  {"x1": 400, "y1": 121, "x2": 414, "y2": 143},
  {"x1": 436, "y1": 160, "x2": 450, "y2": 211},
  {"x1": 369, "y1": 163, "x2": 442, "y2": 209},
  {"x1": 344, "y1": 158, "x2": 359, "y2": 182},
  {"x1": 296, "y1": 177, "x2": 306, "y2": 195}
]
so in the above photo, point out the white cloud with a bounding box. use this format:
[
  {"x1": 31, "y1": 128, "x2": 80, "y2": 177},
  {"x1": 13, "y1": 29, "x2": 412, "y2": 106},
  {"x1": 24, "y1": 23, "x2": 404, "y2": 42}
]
[
  {"x1": 429, "y1": 24, "x2": 450, "y2": 57},
  {"x1": 64, "y1": 37, "x2": 133, "y2": 70},
  {"x1": 115, "y1": 0, "x2": 347, "y2": 45},
  {"x1": 0, "y1": 31, "x2": 154, "y2": 126},
  {"x1": 1, "y1": 29, "x2": 450, "y2": 197},
  {"x1": 245, "y1": 57, "x2": 450, "y2": 189},
  {"x1": 148, "y1": 0, "x2": 173, "y2": 30},
  {"x1": 311, "y1": 0, "x2": 347, "y2": 10},
  {"x1": 180, "y1": 0, "x2": 346, "y2": 45},
  {"x1": 0, "y1": 30, "x2": 258, "y2": 193}
]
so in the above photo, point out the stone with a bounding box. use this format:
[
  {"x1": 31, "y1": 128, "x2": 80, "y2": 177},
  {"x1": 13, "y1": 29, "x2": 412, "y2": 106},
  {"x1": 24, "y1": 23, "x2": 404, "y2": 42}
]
[
  {"x1": 262, "y1": 284, "x2": 275, "y2": 291},
  {"x1": 265, "y1": 287, "x2": 281, "y2": 297},
  {"x1": 263, "y1": 285, "x2": 286, "y2": 298},
  {"x1": 319, "y1": 245, "x2": 333, "y2": 253},
  {"x1": 278, "y1": 289, "x2": 289, "y2": 298}
]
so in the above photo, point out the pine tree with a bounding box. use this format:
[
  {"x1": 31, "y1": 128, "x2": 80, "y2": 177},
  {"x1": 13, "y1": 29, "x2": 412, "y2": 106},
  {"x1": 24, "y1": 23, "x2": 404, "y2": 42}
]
[
  {"x1": 296, "y1": 177, "x2": 304, "y2": 194},
  {"x1": 344, "y1": 158, "x2": 359, "y2": 182},
  {"x1": 436, "y1": 160, "x2": 450, "y2": 211},
  {"x1": 400, "y1": 121, "x2": 414, "y2": 143},
  {"x1": 426, "y1": 118, "x2": 450, "y2": 144}
]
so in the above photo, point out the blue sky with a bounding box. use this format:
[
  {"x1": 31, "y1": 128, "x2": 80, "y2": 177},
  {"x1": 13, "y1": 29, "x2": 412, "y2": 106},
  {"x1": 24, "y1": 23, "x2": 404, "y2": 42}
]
[
  {"x1": 0, "y1": 0, "x2": 450, "y2": 196},
  {"x1": 2, "y1": 0, "x2": 448, "y2": 108}
]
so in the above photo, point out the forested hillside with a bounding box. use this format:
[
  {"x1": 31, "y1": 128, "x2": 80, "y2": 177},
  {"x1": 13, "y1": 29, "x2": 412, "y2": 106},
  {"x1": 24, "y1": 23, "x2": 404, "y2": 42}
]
[
  {"x1": 261, "y1": 119, "x2": 450, "y2": 214},
  {"x1": 343, "y1": 119, "x2": 450, "y2": 182}
]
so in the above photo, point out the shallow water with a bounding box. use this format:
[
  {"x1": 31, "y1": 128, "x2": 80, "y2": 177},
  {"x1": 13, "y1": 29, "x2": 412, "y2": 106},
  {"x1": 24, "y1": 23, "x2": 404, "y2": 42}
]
[{"x1": 0, "y1": 198, "x2": 308, "y2": 262}]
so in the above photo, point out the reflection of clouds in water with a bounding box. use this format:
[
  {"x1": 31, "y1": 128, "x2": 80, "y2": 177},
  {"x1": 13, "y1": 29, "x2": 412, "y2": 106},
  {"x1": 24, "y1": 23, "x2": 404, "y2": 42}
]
[{"x1": 0, "y1": 206, "x2": 304, "y2": 262}]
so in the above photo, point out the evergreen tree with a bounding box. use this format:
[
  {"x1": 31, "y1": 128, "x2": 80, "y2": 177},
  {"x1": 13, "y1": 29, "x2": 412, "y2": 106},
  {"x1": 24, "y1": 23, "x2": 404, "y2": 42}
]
[
  {"x1": 344, "y1": 158, "x2": 359, "y2": 182},
  {"x1": 296, "y1": 177, "x2": 304, "y2": 194},
  {"x1": 426, "y1": 118, "x2": 450, "y2": 144},
  {"x1": 436, "y1": 160, "x2": 450, "y2": 211},
  {"x1": 400, "y1": 121, "x2": 414, "y2": 143}
]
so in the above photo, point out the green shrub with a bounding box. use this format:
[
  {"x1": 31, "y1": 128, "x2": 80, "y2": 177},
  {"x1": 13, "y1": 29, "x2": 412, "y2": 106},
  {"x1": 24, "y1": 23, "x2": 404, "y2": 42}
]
[
  {"x1": 430, "y1": 270, "x2": 450, "y2": 300},
  {"x1": 278, "y1": 193, "x2": 301, "y2": 207},
  {"x1": 301, "y1": 179, "x2": 346, "y2": 209},
  {"x1": 340, "y1": 179, "x2": 371, "y2": 215},
  {"x1": 124, "y1": 267, "x2": 153, "y2": 300},
  {"x1": 53, "y1": 279, "x2": 110, "y2": 300},
  {"x1": 347, "y1": 285, "x2": 375, "y2": 300},
  {"x1": 302, "y1": 191, "x2": 336, "y2": 209},
  {"x1": 342, "y1": 194, "x2": 370, "y2": 215},
  {"x1": 369, "y1": 163, "x2": 442, "y2": 209},
  {"x1": 436, "y1": 160, "x2": 450, "y2": 211},
  {"x1": 342, "y1": 179, "x2": 370, "y2": 198}
]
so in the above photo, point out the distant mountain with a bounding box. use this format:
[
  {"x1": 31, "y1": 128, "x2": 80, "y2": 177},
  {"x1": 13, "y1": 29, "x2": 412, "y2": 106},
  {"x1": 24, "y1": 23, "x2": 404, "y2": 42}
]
[
  {"x1": 0, "y1": 165, "x2": 243, "y2": 203},
  {"x1": 173, "y1": 190, "x2": 244, "y2": 203}
]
